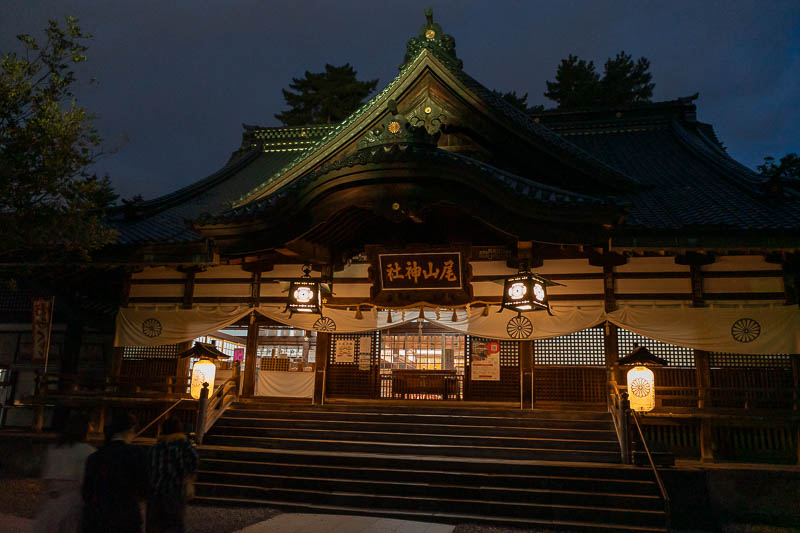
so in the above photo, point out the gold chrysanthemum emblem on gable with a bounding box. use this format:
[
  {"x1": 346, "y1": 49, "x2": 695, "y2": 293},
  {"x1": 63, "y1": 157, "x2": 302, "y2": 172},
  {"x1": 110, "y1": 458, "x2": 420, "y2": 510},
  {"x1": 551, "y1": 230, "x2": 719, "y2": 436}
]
[
  {"x1": 387, "y1": 121, "x2": 402, "y2": 134},
  {"x1": 425, "y1": 29, "x2": 436, "y2": 40}
]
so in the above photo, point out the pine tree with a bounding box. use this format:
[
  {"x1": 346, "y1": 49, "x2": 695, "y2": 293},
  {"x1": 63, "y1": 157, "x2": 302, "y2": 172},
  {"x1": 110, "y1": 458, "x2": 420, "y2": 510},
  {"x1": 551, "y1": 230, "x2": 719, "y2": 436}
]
[
  {"x1": 544, "y1": 55, "x2": 601, "y2": 109},
  {"x1": 600, "y1": 51, "x2": 654, "y2": 105},
  {"x1": 275, "y1": 63, "x2": 378, "y2": 126},
  {"x1": 544, "y1": 52, "x2": 655, "y2": 109}
]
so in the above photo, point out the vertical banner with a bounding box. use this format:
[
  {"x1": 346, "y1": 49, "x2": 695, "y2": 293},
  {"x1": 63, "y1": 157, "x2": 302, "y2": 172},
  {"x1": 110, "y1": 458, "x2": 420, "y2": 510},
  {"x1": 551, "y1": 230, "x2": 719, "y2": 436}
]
[
  {"x1": 358, "y1": 336, "x2": 372, "y2": 371},
  {"x1": 32, "y1": 297, "x2": 54, "y2": 371},
  {"x1": 233, "y1": 348, "x2": 244, "y2": 362},
  {"x1": 471, "y1": 340, "x2": 500, "y2": 381},
  {"x1": 335, "y1": 338, "x2": 356, "y2": 363}
]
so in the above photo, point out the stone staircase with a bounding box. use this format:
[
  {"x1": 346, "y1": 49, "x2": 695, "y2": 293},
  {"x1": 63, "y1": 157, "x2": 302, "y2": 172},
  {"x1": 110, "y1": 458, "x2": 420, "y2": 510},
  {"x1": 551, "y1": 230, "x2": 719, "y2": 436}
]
[{"x1": 195, "y1": 401, "x2": 668, "y2": 531}]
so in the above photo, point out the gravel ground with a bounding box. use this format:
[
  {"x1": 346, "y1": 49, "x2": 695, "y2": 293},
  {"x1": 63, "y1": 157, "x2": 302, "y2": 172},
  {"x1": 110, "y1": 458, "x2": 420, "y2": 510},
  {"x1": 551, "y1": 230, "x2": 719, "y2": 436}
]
[
  {"x1": 0, "y1": 477, "x2": 42, "y2": 519},
  {"x1": 185, "y1": 504, "x2": 281, "y2": 533}
]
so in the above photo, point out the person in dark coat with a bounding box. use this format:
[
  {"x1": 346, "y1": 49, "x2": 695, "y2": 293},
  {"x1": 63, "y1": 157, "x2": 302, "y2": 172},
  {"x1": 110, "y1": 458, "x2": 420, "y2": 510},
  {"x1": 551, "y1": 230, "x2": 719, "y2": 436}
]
[
  {"x1": 146, "y1": 416, "x2": 198, "y2": 533},
  {"x1": 82, "y1": 413, "x2": 147, "y2": 533}
]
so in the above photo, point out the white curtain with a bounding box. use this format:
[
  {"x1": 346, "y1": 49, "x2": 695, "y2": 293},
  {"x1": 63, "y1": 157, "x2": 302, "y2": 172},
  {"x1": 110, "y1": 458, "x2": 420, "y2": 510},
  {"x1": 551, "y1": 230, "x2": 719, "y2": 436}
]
[
  {"x1": 114, "y1": 305, "x2": 251, "y2": 346},
  {"x1": 114, "y1": 301, "x2": 799, "y2": 355},
  {"x1": 608, "y1": 305, "x2": 800, "y2": 355}
]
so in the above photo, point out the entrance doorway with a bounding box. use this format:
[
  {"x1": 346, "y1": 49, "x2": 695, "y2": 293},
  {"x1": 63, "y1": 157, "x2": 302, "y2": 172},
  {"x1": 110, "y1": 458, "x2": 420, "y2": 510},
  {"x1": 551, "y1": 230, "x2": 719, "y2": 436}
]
[{"x1": 379, "y1": 321, "x2": 465, "y2": 399}]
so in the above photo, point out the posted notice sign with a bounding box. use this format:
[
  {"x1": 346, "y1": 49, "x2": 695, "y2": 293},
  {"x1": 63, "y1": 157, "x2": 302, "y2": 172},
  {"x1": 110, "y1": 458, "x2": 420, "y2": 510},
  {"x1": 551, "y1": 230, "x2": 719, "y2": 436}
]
[{"x1": 471, "y1": 340, "x2": 500, "y2": 381}]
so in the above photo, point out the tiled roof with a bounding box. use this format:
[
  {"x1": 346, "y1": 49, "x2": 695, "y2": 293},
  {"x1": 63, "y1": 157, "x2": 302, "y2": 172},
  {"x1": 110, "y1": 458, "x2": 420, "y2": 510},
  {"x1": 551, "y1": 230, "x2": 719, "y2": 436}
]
[
  {"x1": 203, "y1": 142, "x2": 620, "y2": 225},
  {"x1": 560, "y1": 121, "x2": 800, "y2": 230},
  {"x1": 109, "y1": 148, "x2": 303, "y2": 244}
]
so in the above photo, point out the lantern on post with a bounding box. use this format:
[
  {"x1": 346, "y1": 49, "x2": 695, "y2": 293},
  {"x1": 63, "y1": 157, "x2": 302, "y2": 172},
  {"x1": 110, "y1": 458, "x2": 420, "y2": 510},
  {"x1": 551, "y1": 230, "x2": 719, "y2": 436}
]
[
  {"x1": 618, "y1": 345, "x2": 668, "y2": 412},
  {"x1": 178, "y1": 342, "x2": 228, "y2": 400},
  {"x1": 287, "y1": 265, "x2": 322, "y2": 316},
  {"x1": 500, "y1": 270, "x2": 555, "y2": 314}
]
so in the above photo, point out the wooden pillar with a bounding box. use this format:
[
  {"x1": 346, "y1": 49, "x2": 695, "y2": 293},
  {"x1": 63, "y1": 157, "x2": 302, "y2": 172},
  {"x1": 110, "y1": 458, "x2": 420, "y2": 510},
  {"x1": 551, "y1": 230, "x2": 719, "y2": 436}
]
[
  {"x1": 175, "y1": 340, "x2": 192, "y2": 394},
  {"x1": 109, "y1": 347, "x2": 125, "y2": 383},
  {"x1": 590, "y1": 253, "x2": 626, "y2": 382},
  {"x1": 695, "y1": 350, "x2": 711, "y2": 409},
  {"x1": 242, "y1": 312, "x2": 258, "y2": 396},
  {"x1": 314, "y1": 332, "x2": 331, "y2": 405},
  {"x1": 677, "y1": 253, "x2": 717, "y2": 461},
  {"x1": 520, "y1": 340, "x2": 533, "y2": 409},
  {"x1": 766, "y1": 252, "x2": 800, "y2": 306},
  {"x1": 178, "y1": 266, "x2": 204, "y2": 309}
]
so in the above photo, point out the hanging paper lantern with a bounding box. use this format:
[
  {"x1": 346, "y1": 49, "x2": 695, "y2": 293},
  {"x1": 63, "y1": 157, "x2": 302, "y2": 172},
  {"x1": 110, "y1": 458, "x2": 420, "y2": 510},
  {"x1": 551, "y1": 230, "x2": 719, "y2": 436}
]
[
  {"x1": 627, "y1": 365, "x2": 655, "y2": 412},
  {"x1": 191, "y1": 359, "x2": 216, "y2": 400},
  {"x1": 288, "y1": 279, "x2": 322, "y2": 315}
]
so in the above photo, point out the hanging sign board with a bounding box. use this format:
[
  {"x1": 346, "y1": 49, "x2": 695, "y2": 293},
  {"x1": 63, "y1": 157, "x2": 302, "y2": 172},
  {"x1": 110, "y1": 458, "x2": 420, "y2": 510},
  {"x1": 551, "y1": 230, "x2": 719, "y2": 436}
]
[
  {"x1": 471, "y1": 340, "x2": 500, "y2": 381},
  {"x1": 32, "y1": 297, "x2": 54, "y2": 367},
  {"x1": 233, "y1": 348, "x2": 244, "y2": 362},
  {"x1": 378, "y1": 252, "x2": 462, "y2": 290},
  {"x1": 335, "y1": 339, "x2": 356, "y2": 363}
]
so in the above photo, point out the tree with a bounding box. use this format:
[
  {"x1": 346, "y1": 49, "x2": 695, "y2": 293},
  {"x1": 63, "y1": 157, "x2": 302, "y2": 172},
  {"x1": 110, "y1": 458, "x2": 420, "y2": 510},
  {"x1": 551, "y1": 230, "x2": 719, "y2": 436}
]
[
  {"x1": 275, "y1": 63, "x2": 378, "y2": 126},
  {"x1": 0, "y1": 17, "x2": 117, "y2": 262},
  {"x1": 600, "y1": 52, "x2": 654, "y2": 105},
  {"x1": 491, "y1": 90, "x2": 545, "y2": 115},
  {"x1": 544, "y1": 55, "x2": 601, "y2": 109},
  {"x1": 544, "y1": 51, "x2": 654, "y2": 109},
  {"x1": 757, "y1": 153, "x2": 800, "y2": 183}
]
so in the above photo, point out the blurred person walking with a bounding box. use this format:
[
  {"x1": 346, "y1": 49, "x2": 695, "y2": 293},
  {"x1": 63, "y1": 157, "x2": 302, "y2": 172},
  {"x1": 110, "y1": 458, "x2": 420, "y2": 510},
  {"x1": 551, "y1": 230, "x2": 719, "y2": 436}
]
[
  {"x1": 34, "y1": 412, "x2": 94, "y2": 533},
  {"x1": 82, "y1": 413, "x2": 147, "y2": 533},
  {"x1": 146, "y1": 416, "x2": 198, "y2": 533}
]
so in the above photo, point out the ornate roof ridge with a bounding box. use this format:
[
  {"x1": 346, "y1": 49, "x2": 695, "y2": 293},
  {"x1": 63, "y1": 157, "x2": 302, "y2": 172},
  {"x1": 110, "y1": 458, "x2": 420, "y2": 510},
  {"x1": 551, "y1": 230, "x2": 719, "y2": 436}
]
[{"x1": 200, "y1": 143, "x2": 623, "y2": 227}]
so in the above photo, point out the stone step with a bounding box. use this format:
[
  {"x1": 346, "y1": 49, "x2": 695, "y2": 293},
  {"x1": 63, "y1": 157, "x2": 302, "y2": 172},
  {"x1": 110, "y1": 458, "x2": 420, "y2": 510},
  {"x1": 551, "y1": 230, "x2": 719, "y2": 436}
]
[
  {"x1": 191, "y1": 495, "x2": 667, "y2": 532},
  {"x1": 201, "y1": 434, "x2": 622, "y2": 463},
  {"x1": 195, "y1": 470, "x2": 664, "y2": 510},
  {"x1": 199, "y1": 446, "x2": 652, "y2": 482},
  {"x1": 194, "y1": 483, "x2": 665, "y2": 528},
  {"x1": 218, "y1": 411, "x2": 614, "y2": 430}
]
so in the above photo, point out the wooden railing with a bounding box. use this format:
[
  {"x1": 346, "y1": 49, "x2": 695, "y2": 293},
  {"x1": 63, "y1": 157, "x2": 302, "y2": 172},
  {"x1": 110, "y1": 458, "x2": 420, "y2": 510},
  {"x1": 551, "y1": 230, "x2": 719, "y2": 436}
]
[
  {"x1": 608, "y1": 380, "x2": 671, "y2": 528},
  {"x1": 133, "y1": 398, "x2": 186, "y2": 440},
  {"x1": 195, "y1": 369, "x2": 240, "y2": 444},
  {"x1": 608, "y1": 381, "x2": 631, "y2": 464},
  {"x1": 631, "y1": 409, "x2": 671, "y2": 529}
]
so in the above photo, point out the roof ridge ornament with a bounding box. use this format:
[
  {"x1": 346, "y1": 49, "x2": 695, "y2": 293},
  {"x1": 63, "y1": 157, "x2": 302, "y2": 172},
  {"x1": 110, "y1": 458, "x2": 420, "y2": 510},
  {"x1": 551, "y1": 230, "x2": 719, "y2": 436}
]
[
  {"x1": 400, "y1": 7, "x2": 462, "y2": 71},
  {"x1": 357, "y1": 99, "x2": 440, "y2": 151}
]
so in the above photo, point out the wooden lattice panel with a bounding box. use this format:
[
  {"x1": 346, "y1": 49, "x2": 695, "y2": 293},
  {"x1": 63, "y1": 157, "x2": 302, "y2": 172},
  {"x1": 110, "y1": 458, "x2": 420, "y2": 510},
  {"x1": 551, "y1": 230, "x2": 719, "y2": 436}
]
[
  {"x1": 534, "y1": 327, "x2": 604, "y2": 366},
  {"x1": 709, "y1": 353, "x2": 792, "y2": 369},
  {"x1": 260, "y1": 358, "x2": 289, "y2": 371},
  {"x1": 533, "y1": 367, "x2": 606, "y2": 403},
  {"x1": 465, "y1": 336, "x2": 519, "y2": 401},
  {"x1": 713, "y1": 424, "x2": 797, "y2": 463},
  {"x1": 122, "y1": 344, "x2": 179, "y2": 359},
  {"x1": 710, "y1": 367, "x2": 794, "y2": 409},
  {"x1": 0, "y1": 286, "x2": 32, "y2": 313},
  {"x1": 326, "y1": 332, "x2": 379, "y2": 398},
  {"x1": 618, "y1": 328, "x2": 695, "y2": 367},
  {"x1": 640, "y1": 421, "x2": 700, "y2": 459}
]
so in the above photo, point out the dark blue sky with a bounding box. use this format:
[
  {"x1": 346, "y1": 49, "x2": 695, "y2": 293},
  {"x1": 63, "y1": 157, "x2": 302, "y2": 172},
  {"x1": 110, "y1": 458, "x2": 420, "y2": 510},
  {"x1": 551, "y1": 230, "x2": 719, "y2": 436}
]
[{"x1": 3, "y1": 0, "x2": 799, "y2": 201}]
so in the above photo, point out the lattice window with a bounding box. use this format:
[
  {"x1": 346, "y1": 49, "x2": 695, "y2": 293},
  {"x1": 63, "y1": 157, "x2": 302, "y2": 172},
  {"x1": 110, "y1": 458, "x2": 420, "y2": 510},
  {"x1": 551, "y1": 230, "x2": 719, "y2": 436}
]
[
  {"x1": 260, "y1": 358, "x2": 289, "y2": 371},
  {"x1": 534, "y1": 327, "x2": 604, "y2": 366},
  {"x1": 466, "y1": 337, "x2": 519, "y2": 366},
  {"x1": 0, "y1": 286, "x2": 32, "y2": 313},
  {"x1": 617, "y1": 328, "x2": 695, "y2": 367},
  {"x1": 123, "y1": 344, "x2": 179, "y2": 359},
  {"x1": 709, "y1": 353, "x2": 792, "y2": 369}
]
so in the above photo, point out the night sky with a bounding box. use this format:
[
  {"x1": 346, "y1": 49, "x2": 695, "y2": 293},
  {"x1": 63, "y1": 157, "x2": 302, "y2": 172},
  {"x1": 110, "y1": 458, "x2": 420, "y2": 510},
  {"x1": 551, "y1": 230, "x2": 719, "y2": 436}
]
[{"x1": 3, "y1": 1, "x2": 799, "y2": 201}]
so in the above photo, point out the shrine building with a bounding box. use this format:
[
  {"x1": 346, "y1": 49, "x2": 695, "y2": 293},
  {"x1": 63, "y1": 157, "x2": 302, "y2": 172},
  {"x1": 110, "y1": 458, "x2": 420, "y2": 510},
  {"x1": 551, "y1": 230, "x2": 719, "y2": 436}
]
[{"x1": 2, "y1": 8, "x2": 800, "y2": 529}]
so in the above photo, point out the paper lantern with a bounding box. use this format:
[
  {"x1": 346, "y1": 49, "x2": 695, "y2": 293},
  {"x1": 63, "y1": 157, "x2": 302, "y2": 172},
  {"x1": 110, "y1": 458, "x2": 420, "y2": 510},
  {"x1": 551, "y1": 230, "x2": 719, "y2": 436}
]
[
  {"x1": 500, "y1": 271, "x2": 550, "y2": 313},
  {"x1": 191, "y1": 359, "x2": 216, "y2": 400},
  {"x1": 627, "y1": 365, "x2": 655, "y2": 412}
]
